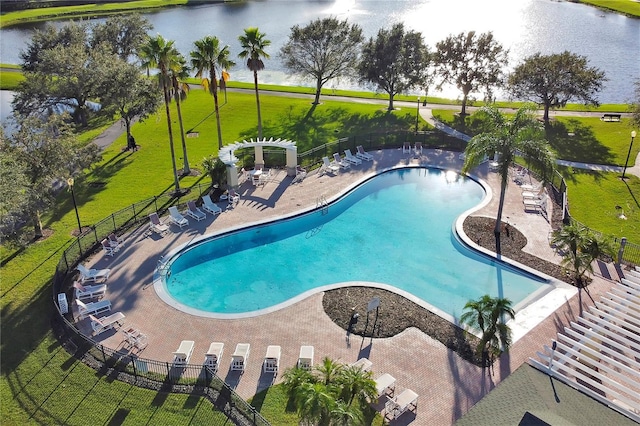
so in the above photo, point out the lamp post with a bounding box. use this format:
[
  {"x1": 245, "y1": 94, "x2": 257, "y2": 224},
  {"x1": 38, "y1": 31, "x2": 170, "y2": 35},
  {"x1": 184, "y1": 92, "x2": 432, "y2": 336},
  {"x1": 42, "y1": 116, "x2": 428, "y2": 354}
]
[
  {"x1": 415, "y1": 97, "x2": 421, "y2": 133},
  {"x1": 622, "y1": 130, "x2": 637, "y2": 179},
  {"x1": 67, "y1": 178, "x2": 82, "y2": 233}
]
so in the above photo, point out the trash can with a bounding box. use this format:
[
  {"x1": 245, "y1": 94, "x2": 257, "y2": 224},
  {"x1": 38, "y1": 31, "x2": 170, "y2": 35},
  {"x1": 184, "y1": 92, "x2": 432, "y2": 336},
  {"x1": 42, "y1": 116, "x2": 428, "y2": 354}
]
[{"x1": 58, "y1": 293, "x2": 68, "y2": 314}]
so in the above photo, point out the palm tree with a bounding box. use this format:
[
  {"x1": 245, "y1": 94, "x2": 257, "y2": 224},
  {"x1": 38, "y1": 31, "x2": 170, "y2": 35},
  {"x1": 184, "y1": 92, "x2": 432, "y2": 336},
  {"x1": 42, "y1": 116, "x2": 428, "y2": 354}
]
[
  {"x1": 139, "y1": 34, "x2": 182, "y2": 193},
  {"x1": 296, "y1": 382, "x2": 335, "y2": 426},
  {"x1": 238, "y1": 27, "x2": 270, "y2": 139},
  {"x1": 330, "y1": 400, "x2": 364, "y2": 426},
  {"x1": 461, "y1": 295, "x2": 515, "y2": 367},
  {"x1": 316, "y1": 357, "x2": 343, "y2": 386},
  {"x1": 336, "y1": 365, "x2": 377, "y2": 407},
  {"x1": 462, "y1": 104, "x2": 555, "y2": 253},
  {"x1": 190, "y1": 36, "x2": 235, "y2": 150},
  {"x1": 169, "y1": 54, "x2": 191, "y2": 175}
]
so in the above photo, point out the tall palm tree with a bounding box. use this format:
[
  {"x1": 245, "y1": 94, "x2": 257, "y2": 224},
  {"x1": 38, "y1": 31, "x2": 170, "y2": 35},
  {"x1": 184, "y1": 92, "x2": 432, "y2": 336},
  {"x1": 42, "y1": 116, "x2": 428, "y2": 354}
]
[
  {"x1": 139, "y1": 34, "x2": 181, "y2": 193},
  {"x1": 462, "y1": 104, "x2": 555, "y2": 253},
  {"x1": 190, "y1": 36, "x2": 235, "y2": 150},
  {"x1": 238, "y1": 27, "x2": 270, "y2": 139},
  {"x1": 169, "y1": 54, "x2": 191, "y2": 175}
]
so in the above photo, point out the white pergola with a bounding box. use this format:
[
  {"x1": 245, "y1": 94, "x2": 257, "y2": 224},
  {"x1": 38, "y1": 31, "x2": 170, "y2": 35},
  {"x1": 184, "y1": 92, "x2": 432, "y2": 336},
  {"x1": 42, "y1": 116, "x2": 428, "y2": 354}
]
[
  {"x1": 529, "y1": 273, "x2": 640, "y2": 423},
  {"x1": 219, "y1": 138, "x2": 298, "y2": 188}
]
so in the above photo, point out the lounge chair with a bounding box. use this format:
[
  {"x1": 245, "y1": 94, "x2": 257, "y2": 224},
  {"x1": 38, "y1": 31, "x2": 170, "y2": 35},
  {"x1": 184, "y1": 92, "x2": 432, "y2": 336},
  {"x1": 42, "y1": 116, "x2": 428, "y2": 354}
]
[
  {"x1": 168, "y1": 206, "x2": 189, "y2": 228},
  {"x1": 201, "y1": 195, "x2": 222, "y2": 215},
  {"x1": 108, "y1": 233, "x2": 124, "y2": 248},
  {"x1": 74, "y1": 281, "x2": 106, "y2": 301},
  {"x1": 356, "y1": 145, "x2": 374, "y2": 161},
  {"x1": 414, "y1": 142, "x2": 423, "y2": 156},
  {"x1": 173, "y1": 340, "x2": 195, "y2": 366},
  {"x1": 375, "y1": 373, "x2": 396, "y2": 397},
  {"x1": 204, "y1": 342, "x2": 224, "y2": 372},
  {"x1": 344, "y1": 149, "x2": 362, "y2": 165},
  {"x1": 228, "y1": 189, "x2": 240, "y2": 204},
  {"x1": 186, "y1": 201, "x2": 206, "y2": 221},
  {"x1": 101, "y1": 239, "x2": 119, "y2": 256},
  {"x1": 292, "y1": 166, "x2": 307, "y2": 184},
  {"x1": 149, "y1": 212, "x2": 169, "y2": 235},
  {"x1": 522, "y1": 187, "x2": 545, "y2": 200},
  {"x1": 350, "y1": 357, "x2": 372, "y2": 372},
  {"x1": 76, "y1": 298, "x2": 111, "y2": 319},
  {"x1": 384, "y1": 388, "x2": 418, "y2": 420},
  {"x1": 76, "y1": 264, "x2": 111, "y2": 283},
  {"x1": 332, "y1": 152, "x2": 350, "y2": 170},
  {"x1": 90, "y1": 312, "x2": 125, "y2": 335},
  {"x1": 402, "y1": 142, "x2": 411, "y2": 154},
  {"x1": 524, "y1": 196, "x2": 547, "y2": 212},
  {"x1": 322, "y1": 156, "x2": 340, "y2": 174},
  {"x1": 122, "y1": 326, "x2": 148, "y2": 350},
  {"x1": 263, "y1": 345, "x2": 281, "y2": 374},
  {"x1": 297, "y1": 345, "x2": 314, "y2": 371},
  {"x1": 231, "y1": 343, "x2": 250, "y2": 372}
]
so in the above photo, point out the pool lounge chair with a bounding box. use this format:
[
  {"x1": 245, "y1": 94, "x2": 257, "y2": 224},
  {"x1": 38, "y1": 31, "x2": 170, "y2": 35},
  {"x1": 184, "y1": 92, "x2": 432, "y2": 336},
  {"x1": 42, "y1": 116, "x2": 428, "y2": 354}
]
[
  {"x1": 524, "y1": 196, "x2": 547, "y2": 212},
  {"x1": 101, "y1": 239, "x2": 119, "y2": 256},
  {"x1": 90, "y1": 312, "x2": 125, "y2": 335},
  {"x1": 263, "y1": 345, "x2": 281, "y2": 374},
  {"x1": 356, "y1": 145, "x2": 374, "y2": 161},
  {"x1": 344, "y1": 149, "x2": 362, "y2": 165},
  {"x1": 292, "y1": 166, "x2": 307, "y2": 184},
  {"x1": 414, "y1": 142, "x2": 423, "y2": 156},
  {"x1": 149, "y1": 212, "x2": 169, "y2": 235},
  {"x1": 403, "y1": 142, "x2": 411, "y2": 154},
  {"x1": 76, "y1": 264, "x2": 111, "y2": 283},
  {"x1": 231, "y1": 343, "x2": 250, "y2": 372},
  {"x1": 322, "y1": 156, "x2": 340, "y2": 174},
  {"x1": 201, "y1": 195, "x2": 222, "y2": 215},
  {"x1": 375, "y1": 373, "x2": 396, "y2": 397},
  {"x1": 522, "y1": 187, "x2": 545, "y2": 200},
  {"x1": 173, "y1": 340, "x2": 195, "y2": 366},
  {"x1": 297, "y1": 345, "x2": 314, "y2": 371},
  {"x1": 332, "y1": 152, "x2": 350, "y2": 170},
  {"x1": 76, "y1": 298, "x2": 111, "y2": 319},
  {"x1": 204, "y1": 342, "x2": 224, "y2": 372},
  {"x1": 168, "y1": 206, "x2": 189, "y2": 228},
  {"x1": 350, "y1": 357, "x2": 372, "y2": 372},
  {"x1": 384, "y1": 388, "x2": 418, "y2": 420},
  {"x1": 74, "y1": 281, "x2": 107, "y2": 301},
  {"x1": 186, "y1": 201, "x2": 206, "y2": 221}
]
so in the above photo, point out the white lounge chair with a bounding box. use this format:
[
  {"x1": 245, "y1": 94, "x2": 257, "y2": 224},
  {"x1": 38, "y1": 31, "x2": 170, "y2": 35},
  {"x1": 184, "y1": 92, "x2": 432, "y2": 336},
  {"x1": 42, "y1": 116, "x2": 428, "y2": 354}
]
[
  {"x1": 332, "y1": 152, "x2": 350, "y2": 170},
  {"x1": 101, "y1": 239, "x2": 119, "y2": 257},
  {"x1": 201, "y1": 195, "x2": 222, "y2": 215},
  {"x1": 322, "y1": 156, "x2": 340, "y2": 174},
  {"x1": 524, "y1": 196, "x2": 547, "y2": 212},
  {"x1": 356, "y1": 145, "x2": 373, "y2": 161},
  {"x1": 385, "y1": 388, "x2": 418, "y2": 421},
  {"x1": 228, "y1": 189, "x2": 240, "y2": 205},
  {"x1": 297, "y1": 345, "x2": 314, "y2": 371},
  {"x1": 350, "y1": 357, "x2": 372, "y2": 372},
  {"x1": 122, "y1": 326, "x2": 148, "y2": 350},
  {"x1": 231, "y1": 343, "x2": 250, "y2": 372},
  {"x1": 185, "y1": 201, "x2": 206, "y2": 221},
  {"x1": 173, "y1": 340, "x2": 195, "y2": 366},
  {"x1": 263, "y1": 345, "x2": 281, "y2": 374},
  {"x1": 76, "y1": 298, "x2": 111, "y2": 319},
  {"x1": 204, "y1": 342, "x2": 224, "y2": 372},
  {"x1": 375, "y1": 373, "x2": 396, "y2": 397},
  {"x1": 344, "y1": 149, "x2": 362, "y2": 165},
  {"x1": 414, "y1": 142, "x2": 423, "y2": 156},
  {"x1": 76, "y1": 264, "x2": 111, "y2": 283},
  {"x1": 149, "y1": 212, "x2": 169, "y2": 235},
  {"x1": 108, "y1": 233, "x2": 124, "y2": 248},
  {"x1": 522, "y1": 187, "x2": 545, "y2": 200},
  {"x1": 402, "y1": 142, "x2": 411, "y2": 154},
  {"x1": 74, "y1": 281, "x2": 106, "y2": 301},
  {"x1": 168, "y1": 206, "x2": 189, "y2": 228},
  {"x1": 292, "y1": 166, "x2": 307, "y2": 184},
  {"x1": 90, "y1": 312, "x2": 125, "y2": 335}
]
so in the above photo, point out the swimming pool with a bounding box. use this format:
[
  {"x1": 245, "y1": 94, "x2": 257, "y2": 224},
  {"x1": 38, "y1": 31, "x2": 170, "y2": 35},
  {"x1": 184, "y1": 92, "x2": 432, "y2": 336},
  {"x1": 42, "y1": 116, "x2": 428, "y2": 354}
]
[{"x1": 158, "y1": 167, "x2": 550, "y2": 319}]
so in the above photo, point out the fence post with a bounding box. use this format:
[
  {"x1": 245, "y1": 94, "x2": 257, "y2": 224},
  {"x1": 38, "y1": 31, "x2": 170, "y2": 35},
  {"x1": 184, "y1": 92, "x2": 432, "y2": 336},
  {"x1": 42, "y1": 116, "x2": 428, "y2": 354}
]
[
  {"x1": 618, "y1": 237, "x2": 627, "y2": 265},
  {"x1": 132, "y1": 203, "x2": 137, "y2": 223},
  {"x1": 154, "y1": 197, "x2": 158, "y2": 213},
  {"x1": 93, "y1": 226, "x2": 99, "y2": 244},
  {"x1": 112, "y1": 213, "x2": 116, "y2": 231},
  {"x1": 131, "y1": 357, "x2": 137, "y2": 379}
]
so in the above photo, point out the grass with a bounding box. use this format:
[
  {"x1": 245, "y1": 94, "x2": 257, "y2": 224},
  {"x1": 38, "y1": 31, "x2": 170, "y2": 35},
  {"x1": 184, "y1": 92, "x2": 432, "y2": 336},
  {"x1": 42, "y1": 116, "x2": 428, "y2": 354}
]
[{"x1": 578, "y1": 0, "x2": 640, "y2": 17}]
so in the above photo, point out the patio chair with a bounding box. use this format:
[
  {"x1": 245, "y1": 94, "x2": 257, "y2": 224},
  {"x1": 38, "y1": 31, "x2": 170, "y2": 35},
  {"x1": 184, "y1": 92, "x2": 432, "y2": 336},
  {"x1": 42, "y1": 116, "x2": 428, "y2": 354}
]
[
  {"x1": 350, "y1": 357, "x2": 372, "y2": 372},
  {"x1": 228, "y1": 189, "x2": 240, "y2": 205},
  {"x1": 297, "y1": 345, "x2": 314, "y2": 370},
  {"x1": 523, "y1": 196, "x2": 547, "y2": 213},
  {"x1": 332, "y1": 152, "x2": 350, "y2": 170},
  {"x1": 263, "y1": 345, "x2": 281, "y2": 374},
  {"x1": 149, "y1": 212, "x2": 169, "y2": 235},
  {"x1": 384, "y1": 388, "x2": 418, "y2": 420},
  {"x1": 201, "y1": 195, "x2": 222, "y2": 215},
  {"x1": 414, "y1": 142, "x2": 423, "y2": 156},
  {"x1": 173, "y1": 340, "x2": 195, "y2": 366},
  {"x1": 122, "y1": 326, "x2": 148, "y2": 350},
  {"x1": 186, "y1": 201, "x2": 206, "y2": 221},
  {"x1": 73, "y1": 281, "x2": 106, "y2": 301},
  {"x1": 101, "y1": 239, "x2": 119, "y2": 257},
  {"x1": 522, "y1": 186, "x2": 545, "y2": 200},
  {"x1": 231, "y1": 343, "x2": 250, "y2": 372},
  {"x1": 374, "y1": 373, "x2": 396, "y2": 397},
  {"x1": 76, "y1": 298, "x2": 111, "y2": 319},
  {"x1": 292, "y1": 166, "x2": 307, "y2": 184},
  {"x1": 168, "y1": 206, "x2": 189, "y2": 228},
  {"x1": 90, "y1": 312, "x2": 125, "y2": 336},
  {"x1": 204, "y1": 342, "x2": 224, "y2": 372},
  {"x1": 403, "y1": 142, "x2": 411, "y2": 154},
  {"x1": 322, "y1": 156, "x2": 340, "y2": 174},
  {"x1": 356, "y1": 145, "x2": 374, "y2": 161},
  {"x1": 344, "y1": 149, "x2": 362, "y2": 165},
  {"x1": 76, "y1": 264, "x2": 111, "y2": 283},
  {"x1": 108, "y1": 233, "x2": 124, "y2": 248}
]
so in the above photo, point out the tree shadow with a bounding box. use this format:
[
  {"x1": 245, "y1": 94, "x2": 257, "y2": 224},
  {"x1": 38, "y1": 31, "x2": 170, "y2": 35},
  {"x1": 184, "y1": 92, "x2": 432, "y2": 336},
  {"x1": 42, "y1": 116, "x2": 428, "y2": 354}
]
[{"x1": 545, "y1": 119, "x2": 615, "y2": 165}]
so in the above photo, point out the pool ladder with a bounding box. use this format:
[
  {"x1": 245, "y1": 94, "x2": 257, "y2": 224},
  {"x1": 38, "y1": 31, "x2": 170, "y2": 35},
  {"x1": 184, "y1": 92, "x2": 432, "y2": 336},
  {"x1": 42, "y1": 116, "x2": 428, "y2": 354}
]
[{"x1": 317, "y1": 195, "x2": 328, "y2": 215}]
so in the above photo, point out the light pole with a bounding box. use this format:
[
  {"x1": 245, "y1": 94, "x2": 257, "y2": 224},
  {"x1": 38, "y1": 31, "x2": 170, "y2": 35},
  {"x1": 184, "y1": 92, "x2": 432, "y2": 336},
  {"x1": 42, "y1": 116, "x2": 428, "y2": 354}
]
[
  {"x1": 622, "y1": 130, "x2": 637, "y2": 179},
  {"x1": 415, "y1": 97, "x2": 421, "y2": 133},
  {"x1": 67, "y1": 178, "x2": 82, "y2": 233}
]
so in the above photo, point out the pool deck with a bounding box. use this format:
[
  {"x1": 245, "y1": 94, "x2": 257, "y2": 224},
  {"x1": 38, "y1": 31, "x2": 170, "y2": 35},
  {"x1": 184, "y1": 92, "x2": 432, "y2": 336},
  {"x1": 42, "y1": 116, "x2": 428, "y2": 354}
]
[{"x1": 77, "y1": 148, "x2": 621, "y2": 425}]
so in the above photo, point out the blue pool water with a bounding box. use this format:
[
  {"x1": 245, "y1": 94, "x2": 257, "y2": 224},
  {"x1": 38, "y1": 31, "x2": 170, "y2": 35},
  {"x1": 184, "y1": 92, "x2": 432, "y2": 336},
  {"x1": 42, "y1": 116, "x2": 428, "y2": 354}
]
[{"x1": 164, "y1": 168, "x2": 547, "y2": 317}]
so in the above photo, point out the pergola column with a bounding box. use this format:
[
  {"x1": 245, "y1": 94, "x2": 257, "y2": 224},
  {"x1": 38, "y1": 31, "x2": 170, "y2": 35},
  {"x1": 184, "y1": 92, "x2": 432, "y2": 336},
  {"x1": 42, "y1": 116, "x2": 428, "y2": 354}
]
[
  {"x1": 286, "y1": 146, "x2": 298, "y2": 176},
  {"x1": 254, "y1": 145, "x2": 264, "y2": 168},
  {"x1": 227, "y1": 163, "x2": 238, "y2": 188}
]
